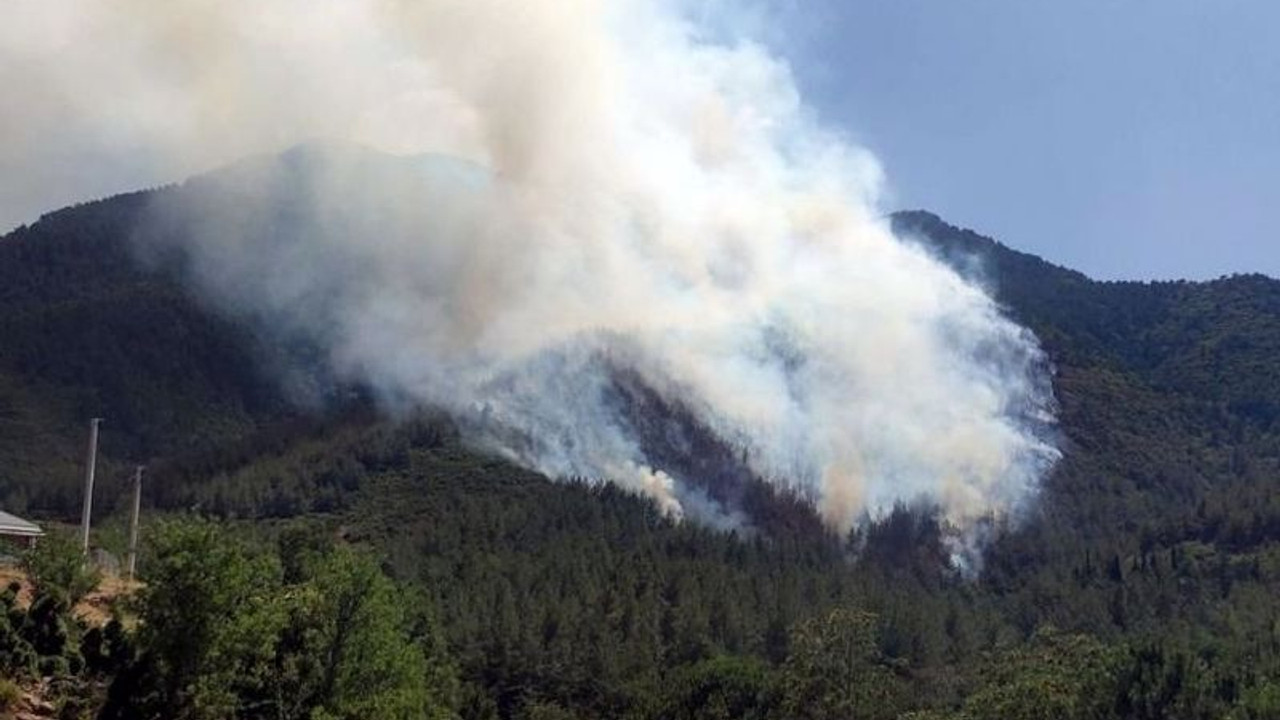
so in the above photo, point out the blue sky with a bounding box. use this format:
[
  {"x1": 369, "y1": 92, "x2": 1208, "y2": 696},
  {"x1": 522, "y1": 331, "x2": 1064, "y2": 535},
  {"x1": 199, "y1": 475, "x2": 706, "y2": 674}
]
[{"x1": 771, "y1": 1, "x2": 1280, "y2": 280}]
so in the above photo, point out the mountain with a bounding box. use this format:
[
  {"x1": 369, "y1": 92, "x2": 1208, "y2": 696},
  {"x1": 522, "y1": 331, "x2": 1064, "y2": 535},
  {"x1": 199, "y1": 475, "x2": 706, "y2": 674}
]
[
  {"x1": 896, "y1": 210, "x2": 1280, "y2": 598},
  {"x1": 896, "y1": 210, "x2": 1280, "y2": 543},
  {"x1": 4, "y1": 150, "x2": 1280, "y2": 717},
  {"x1": 0, "y1": 189, "x2": 294, "y2": 515}
]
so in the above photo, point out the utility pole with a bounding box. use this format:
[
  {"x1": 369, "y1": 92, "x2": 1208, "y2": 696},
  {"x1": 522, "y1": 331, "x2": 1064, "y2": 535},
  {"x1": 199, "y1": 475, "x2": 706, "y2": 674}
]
[
  {"x1": 79, "y1": 418, "x2": 101, "y2": 554},
  {"x1": 127, "y1": 465, "x2": 144, "y2": 581}
]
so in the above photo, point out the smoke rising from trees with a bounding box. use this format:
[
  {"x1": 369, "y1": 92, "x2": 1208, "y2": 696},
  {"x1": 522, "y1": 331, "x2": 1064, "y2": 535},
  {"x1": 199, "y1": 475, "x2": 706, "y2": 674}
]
[{"x1": 5, "y1": 0, "x2": 1060, "y2": 541}]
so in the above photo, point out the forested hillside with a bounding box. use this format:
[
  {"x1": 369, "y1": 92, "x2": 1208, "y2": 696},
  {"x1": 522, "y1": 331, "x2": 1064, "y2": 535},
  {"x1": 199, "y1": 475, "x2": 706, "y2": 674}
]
[
  {"x1": 0, "y1": 192, "x2": 291, "y2": 515},
  {"x1": 2, "y1": 169, "x2": 1280, "y2": 717}
]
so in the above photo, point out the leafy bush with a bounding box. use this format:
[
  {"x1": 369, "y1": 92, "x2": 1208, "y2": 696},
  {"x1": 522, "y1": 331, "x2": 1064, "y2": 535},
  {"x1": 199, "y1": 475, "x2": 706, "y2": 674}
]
[
  {"x1": 23, "y1": 531, "x2": 100, "y2": 605},
  {"x1": 100, "y1": 518, "x2": 458, "y2": 720}
]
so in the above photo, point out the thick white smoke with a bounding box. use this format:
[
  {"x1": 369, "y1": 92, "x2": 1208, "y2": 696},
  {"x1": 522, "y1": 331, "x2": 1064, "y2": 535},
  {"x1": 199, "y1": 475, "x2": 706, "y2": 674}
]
[{"x1": 4, "y1": 0, "x2": 1059, "y2": 536}]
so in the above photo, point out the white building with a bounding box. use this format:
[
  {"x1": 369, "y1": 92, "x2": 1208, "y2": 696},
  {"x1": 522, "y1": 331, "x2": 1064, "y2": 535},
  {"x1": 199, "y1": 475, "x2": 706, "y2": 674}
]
[{"x1": 0, "y1": 510, "x2": 44, "y2": 549}]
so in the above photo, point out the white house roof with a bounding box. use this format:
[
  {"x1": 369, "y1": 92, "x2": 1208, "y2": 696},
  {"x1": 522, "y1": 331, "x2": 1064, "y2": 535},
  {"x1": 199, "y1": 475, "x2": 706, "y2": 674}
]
[{"x1": 0, "y1": 510, "x2": 44, "y2": 537}]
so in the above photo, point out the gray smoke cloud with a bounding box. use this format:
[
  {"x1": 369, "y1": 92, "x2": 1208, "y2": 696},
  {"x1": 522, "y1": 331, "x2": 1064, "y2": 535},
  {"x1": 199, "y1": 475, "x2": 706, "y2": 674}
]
[{"x1": 4, "y1": 0, "x2": 1059, "y2": 539}]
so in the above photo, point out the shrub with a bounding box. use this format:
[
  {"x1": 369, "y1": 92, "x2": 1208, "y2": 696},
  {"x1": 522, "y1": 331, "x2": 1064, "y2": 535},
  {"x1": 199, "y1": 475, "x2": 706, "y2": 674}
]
[
  {"x1": 0, "y1": 676, "x2": 22, "y2": 711},
  {"x1": 23, "y1": 531, "x2": 100, "y2": 605}
]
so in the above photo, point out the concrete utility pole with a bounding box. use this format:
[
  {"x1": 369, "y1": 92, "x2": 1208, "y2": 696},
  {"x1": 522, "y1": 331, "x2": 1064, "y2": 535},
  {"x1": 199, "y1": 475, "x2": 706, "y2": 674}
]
[
  {"x1": 79, "y1": 418, "x2": 102, "y2": 554},
  {"x1": 127, "y1": 465, "x2": 144, "y2": 581}
]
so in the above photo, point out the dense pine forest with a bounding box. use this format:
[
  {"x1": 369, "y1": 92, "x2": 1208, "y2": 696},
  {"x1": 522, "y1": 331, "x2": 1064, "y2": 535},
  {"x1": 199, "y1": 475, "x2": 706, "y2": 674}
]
[{"x1": 2, "y1": 174, "x2": 1280, "y2": 718}]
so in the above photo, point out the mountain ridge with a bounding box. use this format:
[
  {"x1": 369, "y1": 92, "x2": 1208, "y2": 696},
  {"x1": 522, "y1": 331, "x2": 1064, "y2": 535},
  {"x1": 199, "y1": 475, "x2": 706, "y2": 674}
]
[
  {"x1": 6, "y1": 149, "x2": 1280, "y2": 716},
  {"x1": 3, "y1": 148, "x2": 1280, "y2": 524}
]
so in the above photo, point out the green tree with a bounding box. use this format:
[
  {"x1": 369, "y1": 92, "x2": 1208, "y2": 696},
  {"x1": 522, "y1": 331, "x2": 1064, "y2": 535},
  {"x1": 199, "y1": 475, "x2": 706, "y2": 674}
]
[
  {"x1": 960, "y1": 629, "x2": 1120, "y2": 720},
  {"x1": 779, "y1": 608, "x2": 907, "y2": 720},
  {"x1": 654, "y1": 655, "x2": 775, "y2": 720},
  {"x1": 1231, "y1": 679, "x2": 1280, "y2": 720},
  {"x1": 23, "y1": 530, "x2": 100, "y2": 605},
  {"x1": 1114, "y1": 643, "x2": 1230, "y2": 720},
  {"x1": 104, "y1": 519, "x2": 284, "y2": 720},
  {"x1": 269, "y1": 546, "x2": 451, "y2": 720},
  {"x1": 0, "y1": 586, "x2": 37, "y2": 677}
]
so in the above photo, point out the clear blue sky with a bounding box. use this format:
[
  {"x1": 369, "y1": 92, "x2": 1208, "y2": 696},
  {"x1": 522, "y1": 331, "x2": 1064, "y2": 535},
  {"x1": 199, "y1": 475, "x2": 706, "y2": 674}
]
[{"x1": 770, "y1": 1, "x2": 1280, "y2": 280}]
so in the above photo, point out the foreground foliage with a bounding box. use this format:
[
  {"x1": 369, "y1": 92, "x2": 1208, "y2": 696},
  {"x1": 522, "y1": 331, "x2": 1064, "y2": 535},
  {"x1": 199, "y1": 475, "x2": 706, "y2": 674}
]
[{"x1": 99, "y1": 520, "x2": 456, "y2": 720}]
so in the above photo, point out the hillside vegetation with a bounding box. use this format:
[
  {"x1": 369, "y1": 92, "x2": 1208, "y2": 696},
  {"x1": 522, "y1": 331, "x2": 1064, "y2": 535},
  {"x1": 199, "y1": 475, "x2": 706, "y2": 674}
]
[{"x1": 1, "y1": 162, "x2": 1280, "y2": 717}]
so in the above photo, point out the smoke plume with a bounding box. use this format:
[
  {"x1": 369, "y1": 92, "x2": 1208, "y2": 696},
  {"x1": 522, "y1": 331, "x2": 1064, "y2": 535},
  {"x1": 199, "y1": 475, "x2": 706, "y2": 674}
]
[{"x1": 4, "y1": 0, "x2": 1059, "y2": 539}]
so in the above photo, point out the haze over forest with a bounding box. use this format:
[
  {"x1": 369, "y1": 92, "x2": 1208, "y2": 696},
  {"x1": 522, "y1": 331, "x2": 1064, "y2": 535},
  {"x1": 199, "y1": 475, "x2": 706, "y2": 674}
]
[{"x1": 1, "y1": 2, "x2": 1278, "y2": 719}]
